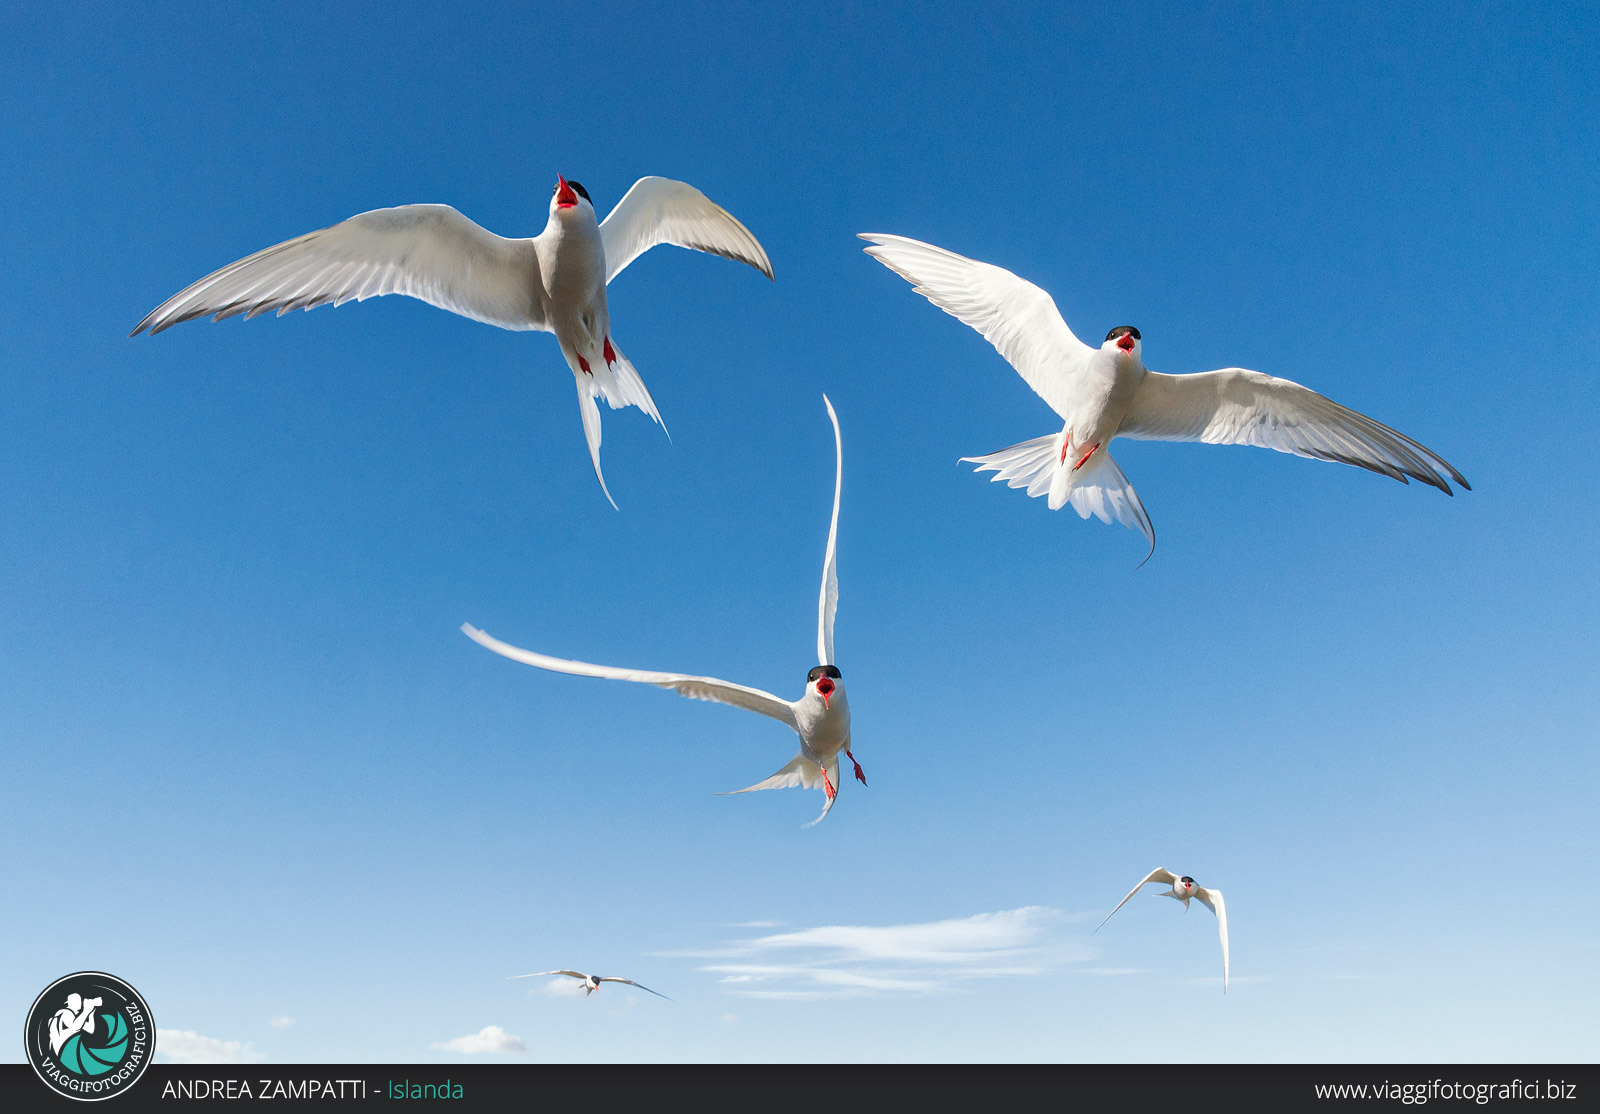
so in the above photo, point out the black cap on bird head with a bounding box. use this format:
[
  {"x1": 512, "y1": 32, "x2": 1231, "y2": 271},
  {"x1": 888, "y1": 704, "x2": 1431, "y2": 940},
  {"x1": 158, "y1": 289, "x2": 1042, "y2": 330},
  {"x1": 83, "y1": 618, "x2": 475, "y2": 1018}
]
[
  {"x1": 1106, "y1": 325, "x2": 1141, "y2": 353},
  {"x1": 808, "y1": 664, "x2": 841, "y2": 708}
]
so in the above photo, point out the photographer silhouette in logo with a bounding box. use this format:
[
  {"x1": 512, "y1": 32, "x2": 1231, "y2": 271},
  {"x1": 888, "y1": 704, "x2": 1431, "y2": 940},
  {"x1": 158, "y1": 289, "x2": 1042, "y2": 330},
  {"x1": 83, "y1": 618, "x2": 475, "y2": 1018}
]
[{"x1": 48, "y1": 992, "x2": 103, "y2": 1056}]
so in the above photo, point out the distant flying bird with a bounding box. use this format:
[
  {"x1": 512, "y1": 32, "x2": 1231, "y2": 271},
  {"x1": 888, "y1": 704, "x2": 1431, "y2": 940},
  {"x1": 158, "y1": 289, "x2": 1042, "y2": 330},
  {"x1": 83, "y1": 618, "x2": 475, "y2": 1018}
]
[
  {"x1": 1096, "y1": 868, "x2": 1230, "y2": 993},
  {"x1": 511, "y1": 970, "x2": 670, "y2": 1000},
  {"x1": 859, "y1": 234, "x2": 1467, "y2": 563},
  {"x1": 133, "y1": 175, "x2": 773, "y2": 507},
  {"x1": 462, "y1": 395, "x2": 861, "y2": 826}
]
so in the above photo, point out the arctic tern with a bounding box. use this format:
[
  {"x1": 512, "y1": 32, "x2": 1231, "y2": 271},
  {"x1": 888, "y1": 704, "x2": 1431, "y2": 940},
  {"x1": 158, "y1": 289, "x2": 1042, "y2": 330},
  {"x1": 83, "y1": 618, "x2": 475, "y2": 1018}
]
[
  {"x1": 461, "y1": 395, "x2": 862, "y2": 826},
  {"x1": 1096, "y1": 867, "x2": 1230, "y2": 993},
  {"x1": 134, "y1": 176, "x2": 773, "y2": 506},
  {"x1": 510, "y1": 970, "x2": 670, "y2": 1000},
  {"x1": 859, "y1": 233, "x2": 1467, "y2": 562}
]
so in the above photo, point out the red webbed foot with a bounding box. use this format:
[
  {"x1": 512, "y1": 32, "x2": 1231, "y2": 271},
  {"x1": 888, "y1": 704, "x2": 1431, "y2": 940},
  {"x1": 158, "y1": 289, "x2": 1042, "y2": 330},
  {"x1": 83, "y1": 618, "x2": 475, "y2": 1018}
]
[
  {"x1": 603, "y1": 337, "x2": 617, "y2": 367},
  {"x1": 847, "y1": 750, "x2": 867, "y2": 786}
]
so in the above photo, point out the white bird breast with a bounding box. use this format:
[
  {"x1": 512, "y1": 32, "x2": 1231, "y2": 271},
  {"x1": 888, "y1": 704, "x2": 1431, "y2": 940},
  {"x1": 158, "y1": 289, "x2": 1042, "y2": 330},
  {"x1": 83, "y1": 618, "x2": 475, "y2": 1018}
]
[
  {"x1": 797, "y1": 685, "x2": 849, "y2": 750},
  {"x1": 543, "y1": 210, "x2": 607, "y2": 314}
]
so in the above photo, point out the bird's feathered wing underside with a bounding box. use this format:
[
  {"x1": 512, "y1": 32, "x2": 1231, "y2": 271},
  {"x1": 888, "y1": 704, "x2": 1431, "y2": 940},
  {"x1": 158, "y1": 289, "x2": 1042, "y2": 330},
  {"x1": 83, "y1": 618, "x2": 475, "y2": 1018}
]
[
  {"x1": 132, "y1": 205, "x2": 545, "y2": 336},
  {"x1": 817, "y1": 395, "x2": 842, "y2": 666},
  {"x1": 1095, "y1": 868, "x2": 1180, "y2": 933},
  {"x1": 599, "y1": 977, "x2": 672, "y2": 1000},
  {"x1": 962, "y1": 435, "x2": 1155, "y2": 563},
  {"x1": 719, "y1": 753, "x2": 841, "y2": 827},
  {"x1": 1195, "y1": 887, "x2": 1229, "y2": 993},
  {"x1": 858, "y1": 233, "x2": 1093, "y2": 419},
  {"x1": 600, "y1": 177, "x2": 774, "y2": 284},
  {"x1": 461, "y1": 624, "x2": 798, "y2": 727},
  {"x1": 1120, "y1": 369, "x2": 1468, "y2": 493}
]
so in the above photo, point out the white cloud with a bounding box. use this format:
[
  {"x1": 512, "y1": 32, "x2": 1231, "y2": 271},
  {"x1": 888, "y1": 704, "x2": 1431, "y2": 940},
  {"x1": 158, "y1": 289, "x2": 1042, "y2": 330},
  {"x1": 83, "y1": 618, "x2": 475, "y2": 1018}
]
[
  {"x1": 704, "y1": 964, "x2": 940, "y2": 1000},
  {"x1": 156, "y1": 1029, "x2": 265, "y2": 1065},
  {"x1": 689, "y1": 906, "x2": 1094, "y2": 1000},
  {"x1": 428, "y1": 1026, "x2": 526, "y2": 1055},
  {"x1": 733, "y1": 907, "x2": 1057, "y2": 964},
  {"x1": 267, "y1": 1016, "x2": 295, "y2": 1030}
]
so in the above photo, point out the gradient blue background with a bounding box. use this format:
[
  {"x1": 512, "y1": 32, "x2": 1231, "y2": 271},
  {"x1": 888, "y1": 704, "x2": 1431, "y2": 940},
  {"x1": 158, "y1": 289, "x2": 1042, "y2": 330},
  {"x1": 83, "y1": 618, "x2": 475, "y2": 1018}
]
[{"x1": 2, "y1": 1, "x2": 1596, "y2": 1062}]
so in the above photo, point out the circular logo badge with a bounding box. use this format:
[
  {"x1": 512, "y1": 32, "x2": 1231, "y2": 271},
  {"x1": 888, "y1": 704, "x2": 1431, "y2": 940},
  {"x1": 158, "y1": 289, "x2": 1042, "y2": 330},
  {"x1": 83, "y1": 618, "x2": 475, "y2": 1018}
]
[{"x1": 24, "y1": 972, "x2": 154, "y2": 1102}]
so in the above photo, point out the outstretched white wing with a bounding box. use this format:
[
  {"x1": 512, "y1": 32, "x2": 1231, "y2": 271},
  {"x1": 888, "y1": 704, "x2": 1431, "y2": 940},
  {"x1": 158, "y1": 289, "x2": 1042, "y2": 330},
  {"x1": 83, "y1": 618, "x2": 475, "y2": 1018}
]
[
  {"x1": 1094, "y1": 867, "x2": 1179, "y2": 933},
  {"x1": 1195, "y1": 887, "x2": 1229, "y2": 994},
  {"x1": 462, "y1": 624, "x2": 797, "y2": 728},
  {"x1": 509, "y1": 970, "x2": 586, "y2": 980},
  {"x1": 1119, "y1": 369, "x2": 1468, "y2": 494},
  {"x1": 598, "y1": 977, "x2": 671, "y2": 1000},
  {"x1": 600, "y1": 177, "x2": 774, "y2": 284},
  {"x1": 858, "y1": 234, "x2": 1095, "y2": 420},
  {"x1": 817, "y1": 395, "x2": 842, "y2": 666},
  {"x1": 132, "y1": 205, "x2": 546, "y2": 336}
]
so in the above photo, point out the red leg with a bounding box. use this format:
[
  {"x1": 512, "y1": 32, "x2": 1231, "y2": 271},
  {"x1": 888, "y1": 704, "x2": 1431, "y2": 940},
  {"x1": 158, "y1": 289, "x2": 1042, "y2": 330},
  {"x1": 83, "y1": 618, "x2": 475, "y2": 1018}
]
[
  {"x1": 847, "y1": 749, "x2": 867, "y2": 786},
  {"x1": 578, "y1": 355, "x2": 591, "y2": 374},
  {"x1": 820, "y1": 763, "x2": 836, "y2": 801},
  {"x1": 1073, "y1": 442, "x2": 1101, "y2": 471},
  {"x1": 603, "y1": 337, "x2": 617, "y2": 367}
]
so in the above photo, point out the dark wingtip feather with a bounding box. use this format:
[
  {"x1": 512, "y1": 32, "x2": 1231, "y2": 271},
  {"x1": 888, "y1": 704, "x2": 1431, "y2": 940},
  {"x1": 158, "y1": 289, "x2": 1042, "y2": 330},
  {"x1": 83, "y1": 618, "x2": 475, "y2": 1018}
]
[{"x1": 686, "y1": 240, "x2": 773, "y2": 281}]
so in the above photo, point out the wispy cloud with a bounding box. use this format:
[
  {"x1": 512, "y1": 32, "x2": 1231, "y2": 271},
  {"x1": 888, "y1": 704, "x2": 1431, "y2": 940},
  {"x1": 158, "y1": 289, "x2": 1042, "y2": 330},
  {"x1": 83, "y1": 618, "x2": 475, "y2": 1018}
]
[
  {"x1": 685, "y1": 906, "x2": 1094, "y2": 1000},
  {"x1": 1179, "y1": 974, "x2": 1270, "y2": 988},
  {"x1": 428, "y1": 1026, "x2": 526, "y2": 1055},
  {"x1": 156, "y1": 1029, "x2": 265, "y2": 1065},
  {"x1": 731, "y1": 907, "x2": 1060, "y2": 963},
  {"x1": 267, "y1": 1016, "x2": 295, "y2": 1030}
]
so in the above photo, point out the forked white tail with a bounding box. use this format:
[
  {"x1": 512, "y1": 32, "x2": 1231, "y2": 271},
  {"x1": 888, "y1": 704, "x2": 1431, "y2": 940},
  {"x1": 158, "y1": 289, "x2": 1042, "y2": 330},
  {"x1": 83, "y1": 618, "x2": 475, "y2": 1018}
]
[
  {"x1": 569, "y1": 337, "x2": 667, "y2": 509},
  {"x1": 962, "y1": 434, "x2": 1156, "y2": 565},
  {"x1": 719, "y1": 752, "x2": 841, "y2": 827}
]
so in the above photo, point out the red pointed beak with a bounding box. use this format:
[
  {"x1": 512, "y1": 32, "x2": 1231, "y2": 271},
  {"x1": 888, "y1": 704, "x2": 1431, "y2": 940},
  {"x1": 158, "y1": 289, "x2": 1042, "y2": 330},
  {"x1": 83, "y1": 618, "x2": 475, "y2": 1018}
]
[
  {"x1": 1117, "y1": 333, "x2": 1135, "y2": 353},
  {"x1": 816, "y1": 677, "x2": 834, "y2": 709},
  {"x1": 556, "y1": 175, "x2": 577, "y2": 209}
]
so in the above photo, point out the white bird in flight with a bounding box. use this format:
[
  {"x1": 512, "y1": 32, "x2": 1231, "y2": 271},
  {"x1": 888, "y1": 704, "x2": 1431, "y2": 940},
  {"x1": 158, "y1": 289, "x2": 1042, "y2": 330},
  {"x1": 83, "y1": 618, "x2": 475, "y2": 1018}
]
[
  {"x1": 511, "y1": 970, "x2": 670, "y2": 1000},
  {"x1": 462, "y1": 394, "x2": 862, "y2": 826},
  {"x1": 133, "y1": 175, "x2": 774, "y2": 507},
  {"x1": 859, "y1": 233, "x2": 1468, "y2": 563},
  {"x1": 1096, "y1": 867, "x2": 1230, "y2": 993}
]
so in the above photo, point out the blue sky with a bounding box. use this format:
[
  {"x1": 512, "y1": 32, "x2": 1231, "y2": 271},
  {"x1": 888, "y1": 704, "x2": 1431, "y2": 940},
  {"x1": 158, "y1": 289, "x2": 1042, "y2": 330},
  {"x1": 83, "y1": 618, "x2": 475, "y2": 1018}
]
[{"x1": 2, "y1": 1, "x2": 1596, "y2": 1063}]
